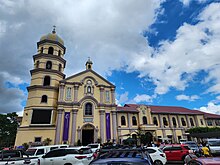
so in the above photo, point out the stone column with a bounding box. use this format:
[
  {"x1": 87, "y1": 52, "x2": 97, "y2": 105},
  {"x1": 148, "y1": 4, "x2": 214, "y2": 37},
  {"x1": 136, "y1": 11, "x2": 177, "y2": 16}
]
[
  {"x1": 71, "y1": 109, "x2": 78, "y2": 145},
  {"x1": 177, "y1": 116, "x2": 181, "y2": 128},
  {"x1": 127, "y1": 113, "x2": 131, "y2": 128},
  {"x1": 168, "y1": 114, "x2": 172, "y2": 128},
  {"x1": 100, "y1": 87, "x2": 104, "y2": 104},
  {"x1": 185, "y1": 115, "x2": 190, "y2": 127},
  {"x1": 94, "y1": 126, "x2": 98, "y2": 143},
  {"x1": 99, "y1": 110, "x2": 105, "y2": 143},
  {"x1": 55, "y1": 109, "x2": 63, "y2": 144},
  {"x1": 111, "y1": 88, "x2": 115, "y2": 104},
  {"x1": 74, "y1": 85, "x2": 79, "y2": 102},
  {"x1": 77, "y1": 126, "x2": 81, "y2": 144},
  {"x1": 158, "y1": 114, "x2": 166, "y2": 138},
  {"x1": 112, "y1": 111, "x2": 117, "y2": 141},
  {"x1": 194, "y1": 115, "x2": 199, "y2": 127},
  {"x1": 58, "y1": 84, "x2": 65, "y2": 102}
]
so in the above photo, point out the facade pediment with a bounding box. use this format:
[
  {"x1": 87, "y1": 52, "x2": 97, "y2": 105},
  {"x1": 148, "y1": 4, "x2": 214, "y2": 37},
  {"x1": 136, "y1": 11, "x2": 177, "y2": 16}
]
[{"x1": 61, "y1": 69, "x2": 115, "y2": 88}]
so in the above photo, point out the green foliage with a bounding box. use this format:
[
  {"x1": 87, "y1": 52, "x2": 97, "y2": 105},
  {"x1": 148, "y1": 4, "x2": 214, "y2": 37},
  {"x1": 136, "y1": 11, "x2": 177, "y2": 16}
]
[
  {"x1": 43, "y1": 138, "x2": 52, "y2": 146},
  {"x1": 22, "y1": 143, "x2": 29, "y2": 150},
  {"x1": 0, "y1": 112, "x2": 19, "y2": 148},
  {"x1": 189, "y1": 127, "x2": 220, "y2": 133}
]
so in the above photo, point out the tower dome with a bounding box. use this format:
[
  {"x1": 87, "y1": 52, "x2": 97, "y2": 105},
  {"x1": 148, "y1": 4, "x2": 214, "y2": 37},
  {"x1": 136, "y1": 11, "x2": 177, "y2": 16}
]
[{"x1": 40, "y1": 26, "x2": 64, "y2": 45}]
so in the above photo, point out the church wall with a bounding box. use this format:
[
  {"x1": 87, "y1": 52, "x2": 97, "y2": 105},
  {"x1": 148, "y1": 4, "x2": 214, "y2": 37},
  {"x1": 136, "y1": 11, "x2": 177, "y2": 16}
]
[{"x1": 15, "y1": 128, "x2": 56, "y2": 146}]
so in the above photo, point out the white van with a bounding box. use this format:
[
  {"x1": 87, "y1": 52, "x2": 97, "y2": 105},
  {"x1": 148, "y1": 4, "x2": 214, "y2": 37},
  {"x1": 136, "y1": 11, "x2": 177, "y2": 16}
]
[
  {"x1": 26, "y1": 144, "x2": 69, "y2": 157},
  {"x1": 207, "y1": 139, "x2": 220, "y2": 156}
]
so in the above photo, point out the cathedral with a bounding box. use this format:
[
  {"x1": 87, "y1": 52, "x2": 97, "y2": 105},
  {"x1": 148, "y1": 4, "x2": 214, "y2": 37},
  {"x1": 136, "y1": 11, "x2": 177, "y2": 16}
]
[{"x1": 15, "y1": 29, "x2": 220, "y2": 146}]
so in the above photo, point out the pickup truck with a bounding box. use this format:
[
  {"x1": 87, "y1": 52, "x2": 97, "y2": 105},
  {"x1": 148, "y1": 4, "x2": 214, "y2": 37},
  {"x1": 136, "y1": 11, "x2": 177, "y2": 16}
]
[{"x1": 0, "y1": 150, "x2": 38, "y2": 165}]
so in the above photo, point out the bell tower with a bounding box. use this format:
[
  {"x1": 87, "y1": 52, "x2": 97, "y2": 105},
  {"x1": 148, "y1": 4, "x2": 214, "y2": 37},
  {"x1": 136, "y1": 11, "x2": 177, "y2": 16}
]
[{"x1": 15, "y1": 27, "x2": 66, "y2": 145}]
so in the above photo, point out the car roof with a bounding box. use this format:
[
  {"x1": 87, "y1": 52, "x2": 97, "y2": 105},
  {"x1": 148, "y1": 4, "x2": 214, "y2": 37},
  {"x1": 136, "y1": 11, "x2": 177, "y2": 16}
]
[{"x1": 194, "y1": 157, "x2": 220, "y2": 164}]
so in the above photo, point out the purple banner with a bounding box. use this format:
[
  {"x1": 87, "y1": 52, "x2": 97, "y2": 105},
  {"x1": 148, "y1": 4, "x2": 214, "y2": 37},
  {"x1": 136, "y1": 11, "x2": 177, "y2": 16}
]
[
  {"x1": 106, "y1": 113, "x2": 111, "y2": 140},
  {"x1": 62, "y1": 112, "x2": 70, "y2": 141}
]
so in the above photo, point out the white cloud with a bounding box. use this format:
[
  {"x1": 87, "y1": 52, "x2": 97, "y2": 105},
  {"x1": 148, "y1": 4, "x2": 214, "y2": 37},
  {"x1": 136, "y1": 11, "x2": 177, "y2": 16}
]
[
  {"x1": 127, "y1": 3, "x2": 220, "y2": 96},
  {"x1": 199, "y1": 102, "x2": 220, "y2": 115},
  {"x1": 0, "y1": 0, "x2": 164, "y2": 113},
  {"x1": 118, "y1": 92, "x2": 129, "y2": 104},
  {"x1": 179, "y1": 0, "x2": 207, "y2": 6},
  {"x1": 133, "y1": 94, "x2": 153, "y2": 103},
  {"x1": 176, "y1": 94, "x2": 200, "y2": 101}
]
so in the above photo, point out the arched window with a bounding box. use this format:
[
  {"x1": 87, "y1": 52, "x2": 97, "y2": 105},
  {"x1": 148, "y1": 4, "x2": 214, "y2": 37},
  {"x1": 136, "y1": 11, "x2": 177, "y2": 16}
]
[
  {"x1": 41, "y1": 95, "x2": 47, "y2": 103},
  {"x1": 48, "y1": 47, "x2": 54, "y2": 55},
  {"x1": 121, "y1": 116, "x2": 126, "y2": 126},
  {"x1": 43, "y1": 76, "x2": 50, "y2": 86},
  {"x1": 132, "y1": 116, "x2": 137, "y2": 126},
  {"x1": 86, "y1": 80, "x2": 92, "y2": 94},
  {"x1": 153, "y1": 117, "x2": 158, "y2": 126},
  {"x1": 58, "y1": 50, "x2": 61, "y2": 56},
  {"x1": 172, "y1": 117, "x2": 177, "y2": 127},
  {"x1": 163, "y1": 117, "x2": 168, "y2": 126},
  {"x1": 46, "y1": 61, "x2": 52, "y2": 69},
  {"x1": 59, "y1": 64, "x2": 62, "y2": 72},
  {"x1": 41, "y1": 47, "x2": 43, "y2": 53},
  {"x1": 87, "y1": 86, "x2": 91, "y2": 93},
  {"x1": 181, "y1": 117, "x2": 186, "y2": 126},
  {"x1": 85, "y1": 103, "x2": 92, "y2": 116},
  {"x1": 36, "y1": 61, "x2": 39, "y2": 68},
  {"x1": 190, "y1": 118, "x2": 194, "y2": 126},
  {"x1": 143, "y1": 116, "x2": 147, "y2": 125}
]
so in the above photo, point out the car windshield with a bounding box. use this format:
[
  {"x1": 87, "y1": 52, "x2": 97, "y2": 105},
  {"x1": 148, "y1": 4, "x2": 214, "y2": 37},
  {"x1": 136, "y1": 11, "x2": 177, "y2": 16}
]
[
  {"x1": 208, "y1": 141, "x2": 220, "y2": 146},
  {"x1": 88, "y1": 144, "x2": 99, "y2": 148},
  {"x1": 26, "y1": 149, "x2": 37, "y2": 156}
]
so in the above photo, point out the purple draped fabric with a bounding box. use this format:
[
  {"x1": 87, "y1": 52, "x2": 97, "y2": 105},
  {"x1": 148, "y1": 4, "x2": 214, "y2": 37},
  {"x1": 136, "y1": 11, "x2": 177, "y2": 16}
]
[
  {"x1": 106, "y1": 113, "x2": 111, "y2": 140},
  {"x1": 62, "y1": 112, "x2": 70, "y2": 141}
]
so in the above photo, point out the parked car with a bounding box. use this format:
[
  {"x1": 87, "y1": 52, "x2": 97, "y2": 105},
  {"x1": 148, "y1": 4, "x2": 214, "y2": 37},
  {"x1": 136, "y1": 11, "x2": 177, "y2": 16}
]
[
  {"x1": 188, "y1": 157, "x2": 220, "y2": 165},
  {"x1": 38, "y1": 146, "x2": 93, "y2": 165},
  {"x1": 26, "y1": 144, "x2": 69, "y2": 157},
  {"x1": 161, "y1": 144, "x2": 190, "y2": 162},
  {"x1": 89, "y1": 148, "x2": 153, "y2": 165},
  {"x1": 182, "y1": 141, "x2": 200, "y2": 153},
  {"x1": 206, "y1": 138, "x2": 220, "y2": 156},
  {"x1": 0, "y1": 149, "x2": 38, "y2": 165},
  {"x1": 87, "y1": 143, "x2": 101, "y2": 152},
  {"x1": 145, "y1": 147, "x2": 167, "y2": 165}
]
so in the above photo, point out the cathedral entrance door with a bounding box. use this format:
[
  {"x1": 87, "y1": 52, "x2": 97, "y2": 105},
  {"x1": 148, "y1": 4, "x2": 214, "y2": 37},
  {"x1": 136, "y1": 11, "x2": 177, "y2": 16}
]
[{"x1": 82, "y1": 124, "x2": 94, "y2": 146}]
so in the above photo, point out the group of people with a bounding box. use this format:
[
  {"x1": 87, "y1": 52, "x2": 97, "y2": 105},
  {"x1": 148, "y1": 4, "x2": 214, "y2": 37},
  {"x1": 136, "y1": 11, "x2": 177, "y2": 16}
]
[{"x1": 184, "y1": 142, "x2": 211, "y2": 164}]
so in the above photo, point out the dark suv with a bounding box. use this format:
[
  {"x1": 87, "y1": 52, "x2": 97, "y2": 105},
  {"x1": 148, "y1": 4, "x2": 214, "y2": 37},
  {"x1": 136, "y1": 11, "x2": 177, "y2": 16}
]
[
  {"x1": 161, "y1": 144, "x2": 190, "y2": 161},
  {"x1": 89, "y1": 148, "x2": 153, "y2": 165}
]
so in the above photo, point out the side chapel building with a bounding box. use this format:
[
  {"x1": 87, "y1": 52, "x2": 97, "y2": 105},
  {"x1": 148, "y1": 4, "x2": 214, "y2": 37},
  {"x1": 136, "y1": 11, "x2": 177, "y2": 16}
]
[{"x1": 15, "y1": 30, "x2": 220, "y2": 146}]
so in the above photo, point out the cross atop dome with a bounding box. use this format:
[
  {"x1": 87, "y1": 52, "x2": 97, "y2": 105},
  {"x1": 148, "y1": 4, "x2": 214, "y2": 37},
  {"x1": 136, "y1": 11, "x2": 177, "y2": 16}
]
[{"x1": 52, "y1": 25, "x2": 56, "y2": 34}]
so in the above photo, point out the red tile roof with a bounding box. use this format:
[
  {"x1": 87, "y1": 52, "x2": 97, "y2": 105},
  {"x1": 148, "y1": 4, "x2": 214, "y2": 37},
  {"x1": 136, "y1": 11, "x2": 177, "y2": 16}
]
[
  {"x1": 201, "y1": 112, "x2": 220, "y2": 119},
  {"x1": 118, "y1": 104, "x2": 220, "y2": 118}
]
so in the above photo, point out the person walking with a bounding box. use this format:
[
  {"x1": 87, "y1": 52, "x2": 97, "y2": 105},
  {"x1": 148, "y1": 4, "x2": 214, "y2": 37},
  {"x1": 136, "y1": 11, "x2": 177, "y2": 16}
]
[
  {"x1": 201, "y1": 144, "x2": 211, "y2": 157},
  {"x1": 184, "y1": 150, "x2": 198, "y2": 164}
]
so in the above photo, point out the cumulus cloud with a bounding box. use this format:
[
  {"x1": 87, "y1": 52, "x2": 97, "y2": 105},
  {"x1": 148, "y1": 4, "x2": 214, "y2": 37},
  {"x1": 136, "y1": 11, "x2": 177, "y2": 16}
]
[
  {"x1": 1, "y1": 1, "x2": 220, "y2": 114},
  {"x1": 118, "y1": 92, "x2": 129, "y2": 104},
  {"x1": 127, "y1": 3, "x2": 220, "y2": 95},
  {"x1": 199, "y1": 102, "x2": 220, "y2": 115},
  {"x1": 133, "y1": 94, "x2": 153, "y2": 103},
  {"x1": 0, "y1": 73, "x2": 26, "y2": 114},
  {"x1": 176, "y1": 94, "x2": 200, "y2": 101},
  {"x1": 0, "y1": 0, "x2": 163, "y2": 113}
]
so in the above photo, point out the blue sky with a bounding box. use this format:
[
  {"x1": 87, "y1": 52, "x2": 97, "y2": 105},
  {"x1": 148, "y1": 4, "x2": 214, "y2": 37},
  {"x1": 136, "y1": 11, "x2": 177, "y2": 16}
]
[{"x1": 0, "y1": 0, "x2": 220, "y2": 115}]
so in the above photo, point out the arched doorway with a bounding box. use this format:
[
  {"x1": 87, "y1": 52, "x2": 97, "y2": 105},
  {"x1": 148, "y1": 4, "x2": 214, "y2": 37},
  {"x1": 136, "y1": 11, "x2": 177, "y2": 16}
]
[{"x1": 81, "y1": 124, "x2": 94, "y2": 146}]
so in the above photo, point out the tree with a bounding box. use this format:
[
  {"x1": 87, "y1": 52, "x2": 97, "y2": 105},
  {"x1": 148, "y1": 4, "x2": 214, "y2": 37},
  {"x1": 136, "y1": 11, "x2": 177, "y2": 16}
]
[
  {"x1": 43, "y1": 138, "x2": 52, "y2": 146},
  {"x1": 0, "y1": 112, "x2": 19, "y2": 148}
]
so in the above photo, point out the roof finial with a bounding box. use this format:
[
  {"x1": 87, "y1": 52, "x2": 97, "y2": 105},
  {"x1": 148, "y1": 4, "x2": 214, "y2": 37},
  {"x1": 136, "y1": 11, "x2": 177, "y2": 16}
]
[{"x1": 52, "y1": 25, "x2": 56, "y2": 34}]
